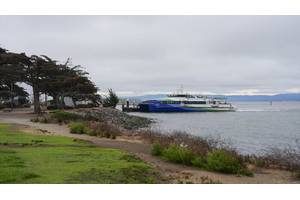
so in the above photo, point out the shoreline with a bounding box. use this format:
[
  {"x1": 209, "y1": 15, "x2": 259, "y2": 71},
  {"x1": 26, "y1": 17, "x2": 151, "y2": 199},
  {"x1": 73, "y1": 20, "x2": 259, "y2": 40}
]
[{"x1": 1, "y1": 108, "x2": 299, "y2": 183}]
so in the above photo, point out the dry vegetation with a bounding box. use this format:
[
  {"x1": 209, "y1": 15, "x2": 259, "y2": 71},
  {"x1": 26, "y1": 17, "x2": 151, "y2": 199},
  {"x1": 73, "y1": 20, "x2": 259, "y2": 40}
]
[{"x1": 139, "y1": 130, "x2": 300, "y2": 178}]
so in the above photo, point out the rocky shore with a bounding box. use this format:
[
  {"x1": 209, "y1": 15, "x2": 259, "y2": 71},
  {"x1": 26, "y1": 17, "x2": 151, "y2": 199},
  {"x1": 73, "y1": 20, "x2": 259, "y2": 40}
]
[{"x1": 74, "y1": 107, "x2": 153, "y2": 130}]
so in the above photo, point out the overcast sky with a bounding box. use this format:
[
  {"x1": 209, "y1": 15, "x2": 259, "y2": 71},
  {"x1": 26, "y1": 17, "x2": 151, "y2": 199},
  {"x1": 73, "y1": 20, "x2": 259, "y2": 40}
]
[{"x1": 1, "y1": 16, "x2": 300, "y2": 96}]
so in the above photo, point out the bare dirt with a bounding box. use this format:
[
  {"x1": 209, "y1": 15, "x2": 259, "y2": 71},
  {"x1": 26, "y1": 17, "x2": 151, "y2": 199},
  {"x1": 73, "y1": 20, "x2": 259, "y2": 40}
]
[{"x1": 0, "y1": 108, "x2": 299, "y2": 184}]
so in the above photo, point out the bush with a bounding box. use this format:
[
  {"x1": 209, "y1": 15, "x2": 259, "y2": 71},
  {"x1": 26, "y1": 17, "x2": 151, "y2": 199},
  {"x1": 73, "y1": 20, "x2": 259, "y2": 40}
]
[
  {"x1": 206, "y1": 150, "x2": 245, "y2": 174},
  {"x1": 69, "y1": 122, "x2": 94, "y2": 135},
  {"x1": 88, "y1": 121, "x2": 120, "y2": 139},
  {"x1": 162, "y1": 144, "x2": 195, "y2": 165},
  {"x1": 69, "y1": 122, "x2": 85, "y2": 134},
  {"x1": 51, "y1": 110, "x2": 81, "y2": 123},
  {"x1": 191, "y1": 156, "x2": 207, "y2": 168},
  {"x1": 151, "y1": 143, "x2": 164, "y2": 156},
  {"x1": 102, "y1": 88, "x2": 119, "y2": 108}
]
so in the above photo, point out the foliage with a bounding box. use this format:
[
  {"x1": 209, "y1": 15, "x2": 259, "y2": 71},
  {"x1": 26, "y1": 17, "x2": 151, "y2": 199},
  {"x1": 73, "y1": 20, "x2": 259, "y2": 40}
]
[
  {"x1": 0, "y1": 123, "x2": 163, "y2": 183},
  {"x1": 69, "y1": 122, "x2": 94, "y2": 135},
  {"x1": 0, "y1": 46, "x2": 100, "y2": 113},
  {"x1": 143, "y1": 130, "x2": 253, "y2": 176},
  {"x1": 206, "y1": 150, "x2": 251, "y2": 175},
  {"x1": 162, "y1": 144, "x2": 195, "y2": 165},
  {"x1": 87, "y1": 121, "x2": 120, "y2": 139},
  {"x1": 191, "y1": 156, "x2": 207, "y2": 168},
  {"x1": 151, "y1": 143, "x2": 164, "y2": 156},
  {"x1": 51, "y1": 110, "x2": 81, "y2": 123},
  {"x1": 102, "y1": 88, "x2": 119, "y2": 108}
]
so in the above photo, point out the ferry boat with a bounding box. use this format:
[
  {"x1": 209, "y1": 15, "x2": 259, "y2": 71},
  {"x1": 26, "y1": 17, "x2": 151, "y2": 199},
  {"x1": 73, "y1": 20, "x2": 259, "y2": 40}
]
[{"x1": 138, "y1": 94, "x2": 236, "y2": 112}]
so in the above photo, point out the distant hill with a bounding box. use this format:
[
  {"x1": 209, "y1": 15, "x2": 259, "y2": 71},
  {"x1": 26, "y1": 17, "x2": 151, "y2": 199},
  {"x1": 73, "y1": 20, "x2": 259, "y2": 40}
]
[
  {"x1": 225, "y1": 93, "x2": 300, "y2": 101},
  {"x1": 122, "y1": 93, "x2": 300, "y2": 102}
]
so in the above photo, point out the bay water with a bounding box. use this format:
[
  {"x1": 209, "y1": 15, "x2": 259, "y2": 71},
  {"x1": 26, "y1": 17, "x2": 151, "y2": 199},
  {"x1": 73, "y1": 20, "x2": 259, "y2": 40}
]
[{"x1": 129, "y1": 101, "x2": 300, "y2": 154}]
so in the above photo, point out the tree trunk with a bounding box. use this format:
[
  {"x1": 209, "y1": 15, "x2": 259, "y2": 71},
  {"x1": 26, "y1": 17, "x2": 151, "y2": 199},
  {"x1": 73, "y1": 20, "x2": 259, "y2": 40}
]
[
  {"x1": 45, "y1": 93, "x2": 48, "y2": 107},
  {"x1": 33, "y1": 86, "x2": 41, "y2": 113},
  {"x1": 10, "y1": 83, "x2": 14, "y2": 111},
  {"x1": 72, "y1": 98, "x2": 77, "y2": 108},
  {"x1": 55, "y1": 94, "x2": 60, "y2": 109},
  {"x1": 61, "y1": 94, "x2": 65, "y2": 109}
]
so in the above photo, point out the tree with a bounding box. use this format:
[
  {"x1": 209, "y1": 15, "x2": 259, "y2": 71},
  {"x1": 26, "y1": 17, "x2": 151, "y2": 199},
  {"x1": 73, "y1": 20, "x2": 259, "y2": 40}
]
[
  {"x1": 22, "y1": 55, "x2": 59, "y2": 113},
  {"x1": 102, "y1": 89, "x2": 119, "y2": 108},
  {"x1": 0, "y1": 47, "x2": 29, "y2": 110},
  {"x1": 1, "y1": 47, "x2": 100, "y2": 112},
  {"x1": 40, "y1": 61, "x2": 100, "y2": 109}
]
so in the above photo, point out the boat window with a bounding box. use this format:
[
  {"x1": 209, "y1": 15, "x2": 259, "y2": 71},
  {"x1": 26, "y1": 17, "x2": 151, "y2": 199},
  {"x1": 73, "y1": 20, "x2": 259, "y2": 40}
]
[
  {"x1": 182, "y1": 101, "x2": 206, "y2": 104},
  {"x1": 161, "y1": 101, "x2": 180, "y2": 104}
]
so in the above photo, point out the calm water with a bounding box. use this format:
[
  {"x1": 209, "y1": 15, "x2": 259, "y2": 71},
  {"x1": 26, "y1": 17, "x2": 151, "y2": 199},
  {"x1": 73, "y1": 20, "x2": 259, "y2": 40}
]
[{"x1": 129, "y1": 102, "x2": 300, "y2": 154}]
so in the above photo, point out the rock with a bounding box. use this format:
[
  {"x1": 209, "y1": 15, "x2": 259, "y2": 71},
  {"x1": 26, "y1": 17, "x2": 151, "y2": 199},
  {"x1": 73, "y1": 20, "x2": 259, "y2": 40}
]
[{"x1": 75, "y1": 107, "x2": 153, "y2": 130}]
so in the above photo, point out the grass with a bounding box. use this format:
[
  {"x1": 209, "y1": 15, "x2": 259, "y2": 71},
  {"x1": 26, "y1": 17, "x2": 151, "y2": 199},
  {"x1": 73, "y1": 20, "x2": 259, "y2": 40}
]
[{"x1": 0, "y1": 123, "x2": 162, "y2": 183}]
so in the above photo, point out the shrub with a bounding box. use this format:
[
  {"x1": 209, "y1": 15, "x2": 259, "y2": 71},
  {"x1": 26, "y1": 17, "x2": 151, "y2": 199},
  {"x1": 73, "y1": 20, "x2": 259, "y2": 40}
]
[
  {"x1": 162, "y1": 144, "x2": 195, "y2": 165},
  {"x1": 258, "y1": 142, "x2": 300, "y2": 172},
  {"x1": 151, "y1": 143, "x2": 164, "y2": 156},
  {"x1": 69, "y1": 122, "x2": 94, "y2": 135},
  {"x1": 51, "y1": 110, "x2": 81, "y2": 123},
  {"x1": 206, "y1": 150, "x2": 245, "y2": 174},
  {"x1": 88, "y1": 121, "x2": 120, "y2": 139},
  {"x1": 139, "y1": 130, "x2": 233, "y2": 157},
  {"x1": 102, "y1": 88, "x2": 119, "y2": 108},
  {"x1": 83, "y1": 126, "x2": 95, "y2": 136},
  {"x1": 191, "y1": 156, "x2": 207, "y2": 168},
  {"x1": 69, "y1": 122, "x2": 85, "y2": 134}
]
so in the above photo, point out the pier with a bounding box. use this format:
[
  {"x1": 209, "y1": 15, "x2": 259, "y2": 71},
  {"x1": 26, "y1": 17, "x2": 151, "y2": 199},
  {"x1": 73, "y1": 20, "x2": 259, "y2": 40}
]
[{"x1": 121, "y1": 101, "x2": 140, "y2": 112}]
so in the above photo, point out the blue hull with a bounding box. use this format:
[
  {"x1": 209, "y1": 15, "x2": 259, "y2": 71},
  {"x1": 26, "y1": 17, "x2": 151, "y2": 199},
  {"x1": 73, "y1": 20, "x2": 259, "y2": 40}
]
[{"x1": 138, "y1": 101, "x2": 230, "y2": 112}]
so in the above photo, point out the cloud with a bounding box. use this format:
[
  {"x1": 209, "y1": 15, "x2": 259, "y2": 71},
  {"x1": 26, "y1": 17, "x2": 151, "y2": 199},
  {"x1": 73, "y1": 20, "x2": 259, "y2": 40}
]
[{"x1": 1, "y1": 16, "x2": 300, "y2": 95}]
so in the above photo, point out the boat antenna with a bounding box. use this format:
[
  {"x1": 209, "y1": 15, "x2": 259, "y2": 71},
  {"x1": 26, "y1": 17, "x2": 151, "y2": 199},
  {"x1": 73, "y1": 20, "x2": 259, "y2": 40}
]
[{"x1": 180, "y1": 84, "x2": 184, "y2": 94}]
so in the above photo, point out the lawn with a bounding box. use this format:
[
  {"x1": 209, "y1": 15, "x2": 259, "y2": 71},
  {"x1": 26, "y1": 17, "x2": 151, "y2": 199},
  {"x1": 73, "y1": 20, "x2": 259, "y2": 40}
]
[{"x1": 0, "y1": 124, "x2": 162, "y2": 183}]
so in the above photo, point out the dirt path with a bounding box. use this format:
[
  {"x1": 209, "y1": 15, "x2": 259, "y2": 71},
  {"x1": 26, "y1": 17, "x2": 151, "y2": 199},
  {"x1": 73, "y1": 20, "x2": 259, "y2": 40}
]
[{"x1": 0, "y1": 109, "x2": 299, "y2": 184}]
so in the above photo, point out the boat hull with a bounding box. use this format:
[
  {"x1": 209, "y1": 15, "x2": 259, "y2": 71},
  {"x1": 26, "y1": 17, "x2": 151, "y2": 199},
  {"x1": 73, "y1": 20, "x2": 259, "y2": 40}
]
[{"x1": 139, "y1": 101, "x2": 235, "y2": 112}]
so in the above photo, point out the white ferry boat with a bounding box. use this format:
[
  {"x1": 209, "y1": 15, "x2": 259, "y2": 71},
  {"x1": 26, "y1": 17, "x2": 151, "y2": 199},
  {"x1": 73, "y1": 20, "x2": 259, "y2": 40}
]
[{"x1": 138, "y1": 94, "x2": 236, "y2": 112}]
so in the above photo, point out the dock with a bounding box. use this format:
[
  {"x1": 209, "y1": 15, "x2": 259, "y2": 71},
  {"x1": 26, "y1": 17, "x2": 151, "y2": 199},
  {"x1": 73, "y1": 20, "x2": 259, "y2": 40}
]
[{"x1": 121, "y1": 101, "x2": 140, "y2": 112}]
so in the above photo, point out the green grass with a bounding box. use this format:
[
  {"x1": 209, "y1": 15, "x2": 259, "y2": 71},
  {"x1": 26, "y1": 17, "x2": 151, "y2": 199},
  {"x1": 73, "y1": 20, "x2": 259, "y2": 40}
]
[{"x1": 0, "y1": 124, "x2": 162, "y2": 183}]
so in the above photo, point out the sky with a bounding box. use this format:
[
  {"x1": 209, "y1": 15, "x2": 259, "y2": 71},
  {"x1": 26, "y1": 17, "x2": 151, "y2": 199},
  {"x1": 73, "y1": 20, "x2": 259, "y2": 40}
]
[{"x1": 1, "y1": 16, "x2": 300, "y2": 96}]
